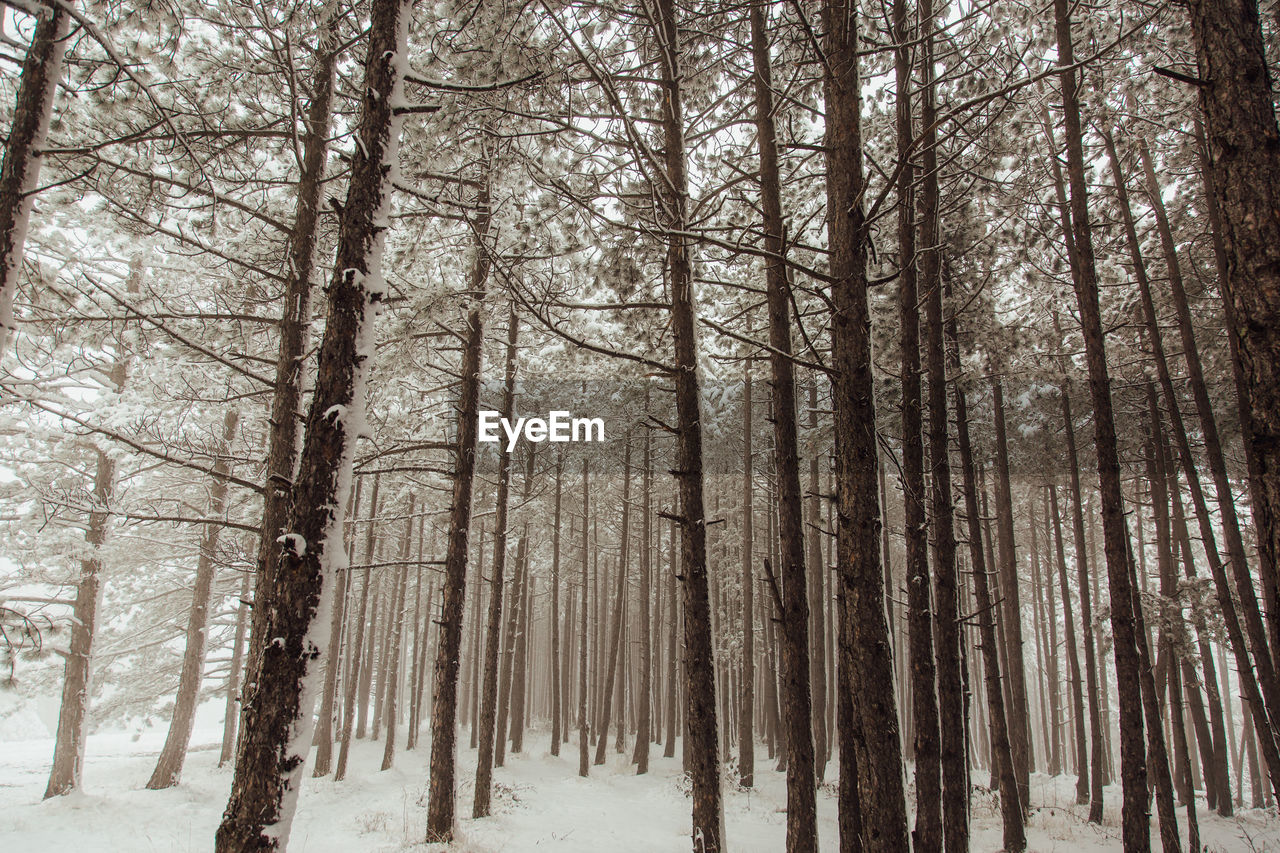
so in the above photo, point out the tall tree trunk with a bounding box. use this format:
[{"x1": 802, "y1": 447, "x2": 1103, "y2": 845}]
[
  {"x1": 1105, "y1": 127, "x2": 1280, "y2": 797},
  {"x1": 990, "y1": 374, "x2": 1032, "y2": 799},
  {"x1": 1048, "y1": 484, "x2": 1089, "y2": 805},
  {"x1": 654, "y1": 0, "x2": 723, "y2": 844},
  {"x1": 220, "y1": 569, "x2": 251, "y2": 768},
  {"x1": 423, "y1": 161, "x2": 491, "y2": 842},
  {"x1": 737, "y1": 360, "x2": 754, "y2": 787},
  {"x1": 148, "y1": 407, "x2": 240, "y2": 789},
  {"x1": 1052, "y1": 1, "x2": 1150, "y2": 845},
  {"x1": 215, "y1": 1, "x2": 411, "y2": 845},
  {"x1": 380, "y1": 497, "x2": 413, "y2": 771},
  {"x1": 0, "y1": 4, "x2": 69, "y2": 354},
  {"x1": 918, "y1": 4, "x2": 965, "y2": 845},
  {"x1": 893, "y1": 2, "x2": 942, "y2": 846},
  {"x1": 635, "y1": 390, "x2": 654, "y2": 774},
  {"x1": 474, "y1": 307, "x2": 519, "y2": 818},
  {"x1": 595, "y1": 440, "x2": 632, "y2": 765},
  {"x1": 822, "y1": 0, "x2": 910, "y2": 846},
  {"x1": 1183, "y1": 0, "x2": 1280, "y2": 686},
  {"x1": 335, "y1": 475, "x2": 381, "y2": 781},
  {"x1": 749, "y1": 5, "x2": 816, "y2": 842},
  {"x1": 948, "y1": 286, "x2": 1025, "y2": 851},
  {"x1": 240, "y1": 14, "x2": 339, "y2": 722},
  {"x1": 579, "y1": 460, "x2": 591, "y2": 777},
  {"x1": 551, "y1": 455, "x2": 564, "y2": 756},
  {"x1": 314, "y1": 475, "x2": 361, "y2": 777},
  {"x1": 44, "y1": 447, "x2": 115, "y2": 797},
  {"x1": 498, "y1": 445, "x2": 535, "y2": 766}
]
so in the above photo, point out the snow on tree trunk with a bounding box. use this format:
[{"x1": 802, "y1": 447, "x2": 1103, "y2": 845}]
[
  {"x1": 0, "y1": 5, "x2": 69, "y2": 356},
  {"x1": 214, "y1": 0, "x2": 411, "y2": 846}
]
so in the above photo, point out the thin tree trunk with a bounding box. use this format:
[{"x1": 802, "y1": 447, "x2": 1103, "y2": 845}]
[
  {"x1": 551, "y1": 455, "x2": 564, "y2": 755},
  {"x1": 423, "y1": 158, "x2": 491, "y2": 842},
  {"x1": 148, "y1": 407, "x2": 240, "y2": 789},
  {"x1": 948, "y1": 285, "x2": 1025, "y2": 851},
  {"x1": 220, "y1": 569, "x2": 252, "y2": 767},
  {"x1": 635, "y1": 390, "x2": 654, "y2": 773},
  {"x1": 336, "y1": 475, "x2": 381, "y2": 781},
  {"x1": 579, "y1": 460, "x2": 591, "y2": 777},
  {"x1": 1049, "y1": 484, "x2": 1089, "y2": 805},
  {"x1": 474, "y1": 307, "x2": 519, "y2": 818},
  {"x1": 380, "y1": 497, "x2": 413, "y2": 771}
]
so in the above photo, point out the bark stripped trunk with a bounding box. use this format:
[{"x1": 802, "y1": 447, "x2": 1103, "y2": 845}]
[
  {"x1": 0, "y1": 4, "x2": 69, "y2": 354},
  {"x1": 423, "y1": 163, "x2": 490, "y2": 841},
  {"x1": 823, "y1": 0, "x2": 910, "y2": 847},
  {"x1": 148, "y1": 407, "x2": 240, "y2": 789},
  {"x1": 215, "y1": 0, "x2": 410, "y2": 845}
]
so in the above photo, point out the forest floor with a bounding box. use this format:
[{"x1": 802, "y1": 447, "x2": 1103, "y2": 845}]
[{"x1": 1, "y1": 704, "x2": 1278, "y2": 851}]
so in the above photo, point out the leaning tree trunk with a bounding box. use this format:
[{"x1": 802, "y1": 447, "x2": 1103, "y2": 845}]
[
  {"x1": 822, "y1": 0, "x2": 911, "y2": 847},
  {"x1": 0, "y1": 4, "x2": 69, "y2": 355},
  {"x1": 1053, "y1": 1, "x2": 1150, "y2": 847},
  {"x1": 214, "y1": 0, "x2": 410, "y2": 846},
  {"x1": 749, "y1": 4, "x2": 816, "y2": 845},
  {"x1": 148, "y1": 407, "x2": 240, "y2": 789},
  {"x1": 423, "y1": 163, "x2": 490, "y2": 840}
]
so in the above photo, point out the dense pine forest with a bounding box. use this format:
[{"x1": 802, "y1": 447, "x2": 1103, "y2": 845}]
[{"x1": 1, "y1": 0, "x2": 1279, "y2": 849}]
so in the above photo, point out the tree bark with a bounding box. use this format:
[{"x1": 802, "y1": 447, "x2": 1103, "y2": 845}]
[
  {"x1": 1052, "y1": 0, "x2": 1150, "y2": 845},
  {"x1": 822, "y1": 0, "x2": 910, "y2": 846},
  {"x1": 215, "y1": 1, "x2": 411, "y2": 845},
  {"x1": 948, "y1": 286, "x2": 1025, "y2": 851},
  {"x1": 423, "y1": 160, "x2": 491, "y2": 842},
  {"x1": 0, "y1": 4, "x2": 69, "y2": 354},
  {"x1": 148, "y1": 407, "x2": 240, "y2": 789},
  {"x1": 474, "y1": 307, "x2": 519, "y2": 818}
]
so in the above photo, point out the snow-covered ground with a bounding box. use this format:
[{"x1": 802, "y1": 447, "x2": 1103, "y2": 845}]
[{"x1": 1, "y1": 709, "x2": 1278, "y2": 851}]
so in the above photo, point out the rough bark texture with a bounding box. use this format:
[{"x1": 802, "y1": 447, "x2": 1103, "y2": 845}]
[
  {"x1": 948, "y1": 289, "x2": 1025, "y2": 852},
  {"x1": 750, "y1": 4, "x2": 815, "y2": 842},
  {"x1": 1184, "y1": 0, "x2": 1280, "y2": 702},
  {"x1": 423, "y1": 168, "x2": 489, "y2": 840},
  {"x1": 822, "y1": 0, "x2": 910, "y2": 847},
  {"x1": 215, "y1": 1, "x2": 410, "y2": 846},
  {"x1": 1052, "y1": 1, "x2": 1150, "y2": 846},
  {"x1": 0, "y1": 5, "x2": 69, "y2": 354}
]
